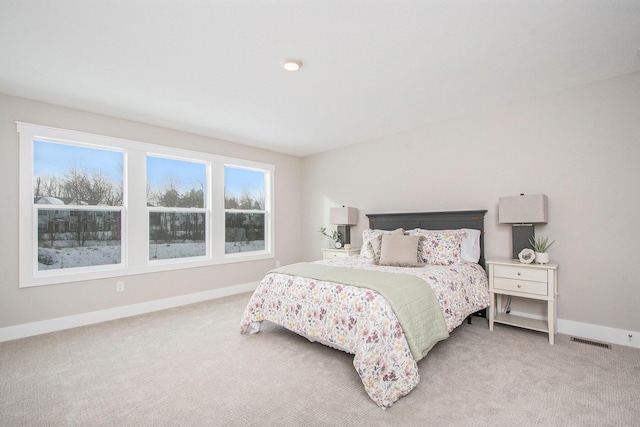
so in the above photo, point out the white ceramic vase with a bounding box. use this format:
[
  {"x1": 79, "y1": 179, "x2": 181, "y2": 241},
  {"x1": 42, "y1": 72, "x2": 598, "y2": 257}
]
[{"x1": 535, "y1": 252, "x2": 549, "y2": 264}]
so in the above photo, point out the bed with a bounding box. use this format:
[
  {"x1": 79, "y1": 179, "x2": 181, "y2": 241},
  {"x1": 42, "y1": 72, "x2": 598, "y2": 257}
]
[{"x1": 240, "y1": 210, "x2": 490, "y2": 408}]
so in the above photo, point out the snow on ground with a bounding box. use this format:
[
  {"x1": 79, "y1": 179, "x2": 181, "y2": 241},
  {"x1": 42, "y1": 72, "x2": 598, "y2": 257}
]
[
  {"x1": 225, "y1": 241, "x2": 265, "y2": 253},
  {"x1": 38, "y1": 245, "x2": 121, "y2": 270},
  {"x1": 38, "y1": 240, "x2": 265, "y2": 270},
  {"x1": 149, "y1": 241, "x2": 206, "y2": 260}
]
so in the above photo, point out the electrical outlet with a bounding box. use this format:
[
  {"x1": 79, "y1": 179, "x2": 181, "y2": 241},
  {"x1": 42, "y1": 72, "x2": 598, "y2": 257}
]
[
  {"x1": 116, "y1": 281, "x2": 125, "y2": 292},
  {"x1": 275, "y1": 259, "x2": 281, "y2": 268}
]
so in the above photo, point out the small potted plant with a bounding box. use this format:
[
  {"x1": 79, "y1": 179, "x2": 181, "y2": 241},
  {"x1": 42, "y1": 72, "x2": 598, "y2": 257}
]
[
  {"x1": 319, "y1": 227, "x2": 340, "y2": 248},
  {"x1": 529, "y1": 235, "x2": 555, "y2": 264}
]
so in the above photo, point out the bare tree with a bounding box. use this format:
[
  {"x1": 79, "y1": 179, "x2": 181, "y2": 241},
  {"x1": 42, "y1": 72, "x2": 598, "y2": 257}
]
[
  {"x1": 159, "y1": 176, "x2": 181, "y2": 207},
  {"x1": 84, "y1": 172, "x2": 112, "y2": 205},
  {"x1": 61, "y1": 167, "x2": 122, "y2": 206},
  {"x1": 254, "y1": 188, "x2": 265, "y2": 210},
  {"x1": 146, "y1": 182, "x2": 155, "y2": 206},
  {"x1": 104, "y1": 180, "x2": 123, "y2": 206},
  {"x1": 35, "y1": 175, "x2": 64, "y2": 199},
  {"x1": 239, "y1": 190, "x2": 253, "y2": 210},
  {"x1": 34, "y1": 177, "x2": 41, "y2": 198}
]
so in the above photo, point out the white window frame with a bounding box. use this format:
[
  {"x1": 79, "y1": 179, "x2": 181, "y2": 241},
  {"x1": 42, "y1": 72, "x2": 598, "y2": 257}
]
[
  {"x1": 223, "y1": 165, "x2": 270, "y2": 257},
  {"x1": 146, "y1": 153, "x2": 210, "y2": 264},
  {"x1": 18, "y1": 122, "x2": 275, "y2": 287}
]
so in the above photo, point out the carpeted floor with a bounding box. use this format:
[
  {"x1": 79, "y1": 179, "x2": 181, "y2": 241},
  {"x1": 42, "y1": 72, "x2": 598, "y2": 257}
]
[{"x1": 1, "y1": 292, "x2": 638, "y2": 426}]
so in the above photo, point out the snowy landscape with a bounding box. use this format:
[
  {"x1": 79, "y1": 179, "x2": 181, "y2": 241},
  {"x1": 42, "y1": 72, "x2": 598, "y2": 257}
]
[
  {"x1": 224, "y1": 240, "x2": 265, "y2": 253},
  {"x1": 38, "y1": 239, "x2": 266, "y2": 270},
  {"x1": 149, "y1": 241, "x2": 206, "y2": 260},
  {"x1": 38, "y1": 241, "x2": 121, "y2": 270}
]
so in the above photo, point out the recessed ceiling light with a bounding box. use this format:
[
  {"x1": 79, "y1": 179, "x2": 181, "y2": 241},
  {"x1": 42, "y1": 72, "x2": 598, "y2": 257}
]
[{"x1": 282, "y1": 59, "x2": 302, "y2": 71}]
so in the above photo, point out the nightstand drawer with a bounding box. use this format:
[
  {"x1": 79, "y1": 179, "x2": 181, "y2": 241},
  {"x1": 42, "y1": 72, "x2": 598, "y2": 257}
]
[
  {"x1": 493, "y1": 277, "x2": 548, "y2": 296},
  {"x1": 493, "y1": 265, "x2": 548, "y2": 282},
  {"x1": 321, "y1": 248, "x2": 360, "y2": 260},
  {"x1": 324, "y1": 251, "x2": 344, "y2": 259}
]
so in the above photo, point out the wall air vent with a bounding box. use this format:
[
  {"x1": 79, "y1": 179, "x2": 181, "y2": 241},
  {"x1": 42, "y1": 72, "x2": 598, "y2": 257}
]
[{"x1": 570, "y1": 337, "x2": 612, "y2": 349}]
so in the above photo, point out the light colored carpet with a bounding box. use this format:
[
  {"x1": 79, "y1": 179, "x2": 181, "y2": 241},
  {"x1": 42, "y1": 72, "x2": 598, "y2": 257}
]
[{"x1": 1, "y1": 292, "x2": 638, "y2": 426}]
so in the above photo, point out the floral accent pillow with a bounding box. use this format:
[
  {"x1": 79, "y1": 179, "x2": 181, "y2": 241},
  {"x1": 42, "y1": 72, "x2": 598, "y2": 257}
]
[{"x1": 407, "y1": 229, "x2": 465, "y2": 265}]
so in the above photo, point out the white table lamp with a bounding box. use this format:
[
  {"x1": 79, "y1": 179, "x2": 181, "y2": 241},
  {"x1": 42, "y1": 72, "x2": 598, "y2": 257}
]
[
  {"x1": 330, "y1": 206, "x2": 358, "y2": 245},
  {"x1": 498, "y1": 194, "x2": 548, "y2": 259}
]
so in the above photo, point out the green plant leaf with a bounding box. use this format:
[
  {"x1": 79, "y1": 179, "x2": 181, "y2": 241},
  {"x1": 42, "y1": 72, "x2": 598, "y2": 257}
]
[{"x1": 529, "y1": 235, "x2": 555, "y2": 252}]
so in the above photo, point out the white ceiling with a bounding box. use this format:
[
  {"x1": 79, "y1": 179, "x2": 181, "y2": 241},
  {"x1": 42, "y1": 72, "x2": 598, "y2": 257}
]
[{"x1": 1, "y1": 1, "x2": 639, "y2": 157}]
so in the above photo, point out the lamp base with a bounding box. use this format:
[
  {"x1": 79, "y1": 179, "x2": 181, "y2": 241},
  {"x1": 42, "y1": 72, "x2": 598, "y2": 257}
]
[
  {"x1": 512, "y1": 224, "x2": 535, "y2": 260},
  {"x1": 337, "y1": 225, "x2": 351, "y2": 245}
]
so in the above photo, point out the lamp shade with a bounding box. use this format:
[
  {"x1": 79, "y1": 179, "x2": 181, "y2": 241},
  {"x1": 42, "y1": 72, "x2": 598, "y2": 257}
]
[
  {"x1": 330, "y1": 207, "x2": 358, "y2": 225},
  {"x1": 498, "y1": 194, "x2": 548, "y2": 224}
]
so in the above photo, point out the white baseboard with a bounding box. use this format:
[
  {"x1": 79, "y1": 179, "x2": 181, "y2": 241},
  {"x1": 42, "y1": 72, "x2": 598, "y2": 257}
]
[
  {"x1": 507, "y1": 310, "x2": 639, "y2": 349},
  {"x1": 0, "y1": 282, "x2": 259, "y2": 343},
  {"x1": 558, "y1": 318, "x2": 639, "y2": 349}
]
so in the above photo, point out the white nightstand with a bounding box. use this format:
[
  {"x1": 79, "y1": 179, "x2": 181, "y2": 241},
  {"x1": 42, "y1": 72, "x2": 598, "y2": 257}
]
[
  {"x1": 321, "y1": 247, "x2": 360, "y2": 260},
  {"x1": 487, "y1": 259, "x2": 558, "y2": 344}
]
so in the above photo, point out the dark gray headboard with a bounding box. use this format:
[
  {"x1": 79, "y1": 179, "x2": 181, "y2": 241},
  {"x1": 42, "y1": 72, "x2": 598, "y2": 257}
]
[{"x1": 366, "y1": 210, "x2": 487, "y2": 268}]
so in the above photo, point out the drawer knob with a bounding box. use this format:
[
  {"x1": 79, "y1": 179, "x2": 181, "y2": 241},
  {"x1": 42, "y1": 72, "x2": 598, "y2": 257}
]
[
  {"x1": 517, "y1": 272, "x2": 521, "y2": 276},
  {"x1": 517, "y1": 284, "x2": 522, "y2": 288}
]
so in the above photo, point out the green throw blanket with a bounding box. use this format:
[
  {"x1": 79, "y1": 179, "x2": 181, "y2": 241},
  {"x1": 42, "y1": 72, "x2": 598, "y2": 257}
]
[{"x1": 270, "y1": 262, "x2": 449, "y2": 360}]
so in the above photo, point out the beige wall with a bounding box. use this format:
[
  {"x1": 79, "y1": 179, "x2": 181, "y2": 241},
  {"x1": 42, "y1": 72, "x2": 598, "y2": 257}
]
[
  {"x1": 0, "y1": 94, "x2": 304, "y2": 328},
  {"x1": 302, "y1": 72, "x2": 640, "y2": 332}
]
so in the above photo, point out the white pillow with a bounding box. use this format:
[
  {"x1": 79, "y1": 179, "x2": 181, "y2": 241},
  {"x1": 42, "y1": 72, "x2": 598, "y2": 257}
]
[{"x1": 460, "y1": 228, "x2": 481, "y2": 263}]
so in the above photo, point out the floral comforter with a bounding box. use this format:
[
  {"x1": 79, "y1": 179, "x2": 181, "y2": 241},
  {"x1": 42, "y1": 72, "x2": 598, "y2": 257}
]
[{"x1": 239, "y1": 257, "x2": 490, "y2": 408}]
